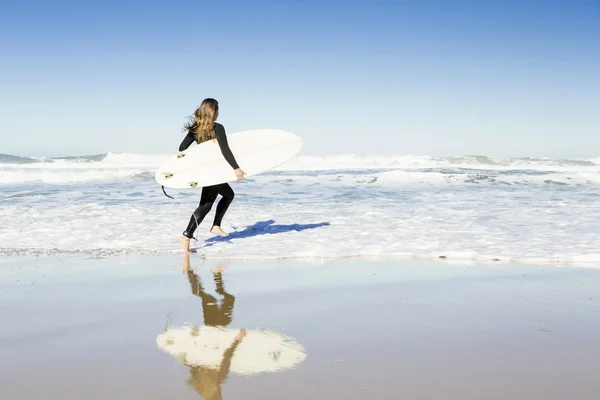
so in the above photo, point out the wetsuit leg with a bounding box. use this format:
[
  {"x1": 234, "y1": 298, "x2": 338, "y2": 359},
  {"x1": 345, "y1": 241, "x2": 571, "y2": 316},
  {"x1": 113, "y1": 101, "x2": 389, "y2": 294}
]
[
  {"x1": 212, "y1": 183, "x2": 235, "y2": 227},
  {"x1": 182, "y1": 185, "x2": 220, "y2": 238},
  {"x1": 214, "y1": 272, "x2": 235, "y2": 326}
]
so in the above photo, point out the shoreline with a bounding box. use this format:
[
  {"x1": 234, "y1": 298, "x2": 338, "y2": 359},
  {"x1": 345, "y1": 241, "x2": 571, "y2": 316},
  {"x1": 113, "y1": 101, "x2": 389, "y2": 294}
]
[{"x1": 2, "y1": 247, "x2": 599, "y2": 269}]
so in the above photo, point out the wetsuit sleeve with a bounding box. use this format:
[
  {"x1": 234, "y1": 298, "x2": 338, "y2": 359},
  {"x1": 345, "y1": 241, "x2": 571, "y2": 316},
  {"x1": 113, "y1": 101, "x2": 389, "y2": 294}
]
[
  {"x1": 217, "y1": 337, "x2": 242, "y2": 383},
  {"x1": 214, "y1": 124, "x2": 240, "y2": 170},
  {"x1": 179, "y1": 132, "x2": 196, "y2": 151}
]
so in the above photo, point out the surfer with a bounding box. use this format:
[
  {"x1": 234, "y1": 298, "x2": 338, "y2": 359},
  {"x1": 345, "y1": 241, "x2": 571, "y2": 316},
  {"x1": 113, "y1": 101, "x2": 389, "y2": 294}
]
[{"x1": 178, "y1": 98, "x2": 246, "y2": 253}]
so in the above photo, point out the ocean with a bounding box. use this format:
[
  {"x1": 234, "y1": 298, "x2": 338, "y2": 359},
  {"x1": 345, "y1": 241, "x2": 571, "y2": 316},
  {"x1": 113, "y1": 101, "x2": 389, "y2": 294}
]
[{"x1": 1, "y1": 152, "x2": 599, "y2": 265}]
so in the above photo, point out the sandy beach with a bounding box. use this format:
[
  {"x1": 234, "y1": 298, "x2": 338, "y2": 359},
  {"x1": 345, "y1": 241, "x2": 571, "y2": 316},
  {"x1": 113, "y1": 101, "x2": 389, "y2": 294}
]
[{"x1": 0, "y1": 254, "x2": 599, "y2": 399}]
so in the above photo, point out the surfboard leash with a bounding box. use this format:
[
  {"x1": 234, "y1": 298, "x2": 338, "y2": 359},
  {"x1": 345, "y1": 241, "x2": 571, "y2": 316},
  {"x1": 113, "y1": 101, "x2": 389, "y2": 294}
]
[{"x1": 161, "y1": 185, "x2": 174, "y2": 199}]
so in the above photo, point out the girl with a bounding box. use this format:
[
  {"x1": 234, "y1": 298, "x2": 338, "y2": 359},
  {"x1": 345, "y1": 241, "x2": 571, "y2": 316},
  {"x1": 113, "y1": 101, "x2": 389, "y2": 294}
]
[{"x1": 179, "y1": 98, "x2": 246, "y2": 253}]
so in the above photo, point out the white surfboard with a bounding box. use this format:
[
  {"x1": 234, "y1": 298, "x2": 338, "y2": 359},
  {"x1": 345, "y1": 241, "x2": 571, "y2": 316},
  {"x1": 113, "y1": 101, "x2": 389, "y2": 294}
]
[
  {"x1": 155, "y1": 129, "x2": 303, "y2": 189},
  {"x1": 156, "y1": 325, "x2": 307, "y2": 375}
]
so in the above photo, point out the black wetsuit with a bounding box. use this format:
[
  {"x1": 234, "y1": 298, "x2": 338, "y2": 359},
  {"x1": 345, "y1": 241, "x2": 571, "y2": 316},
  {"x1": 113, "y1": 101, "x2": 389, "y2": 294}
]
[{"x1": 180, "y1": 123, "x2": 239, "y2": 239}]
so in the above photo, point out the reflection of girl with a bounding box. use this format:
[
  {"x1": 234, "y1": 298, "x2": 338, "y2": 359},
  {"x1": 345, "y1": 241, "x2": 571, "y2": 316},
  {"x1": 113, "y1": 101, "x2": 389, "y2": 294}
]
[
  {"x1": 182, "y1": 258, "x2": 245, "y2": 399},
  {"x1": 186, "y1": 329, "x2": 246, "y2": 400},
  {"x1": 186, "y1": 265, "x2": 235, "y2": 327}
]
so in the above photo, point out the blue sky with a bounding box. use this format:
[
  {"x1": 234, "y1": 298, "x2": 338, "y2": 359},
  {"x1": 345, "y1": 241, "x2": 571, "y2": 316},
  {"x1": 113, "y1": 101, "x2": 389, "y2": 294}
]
[{"x1": 1, "y1": 0, "x2": 599, "y2": 158}]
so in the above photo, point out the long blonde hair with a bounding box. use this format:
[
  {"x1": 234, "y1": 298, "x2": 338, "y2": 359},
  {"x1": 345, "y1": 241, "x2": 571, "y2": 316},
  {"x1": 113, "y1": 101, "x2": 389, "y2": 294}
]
[{"x1": 183, "y1": 98, "x2": 219, "y2": 143}]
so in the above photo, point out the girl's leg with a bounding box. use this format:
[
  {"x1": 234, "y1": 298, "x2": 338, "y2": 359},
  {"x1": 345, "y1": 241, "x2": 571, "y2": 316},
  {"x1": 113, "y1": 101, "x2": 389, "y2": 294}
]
[
  {"x1": 182, "y1": 185, "x2": 220, "y2": 239},
  {"x1": 210, "y1": 183, "x2": 235, "y2": 236}
]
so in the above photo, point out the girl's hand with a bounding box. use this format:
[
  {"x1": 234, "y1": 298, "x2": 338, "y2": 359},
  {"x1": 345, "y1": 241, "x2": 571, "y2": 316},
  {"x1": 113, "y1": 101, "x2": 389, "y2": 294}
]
[
  {"x1": 235, "y1": 328, "x2": 247, "y2": 341},
  {"x1": 235, "y1": 168, "x2": 246, "y2": 181}
]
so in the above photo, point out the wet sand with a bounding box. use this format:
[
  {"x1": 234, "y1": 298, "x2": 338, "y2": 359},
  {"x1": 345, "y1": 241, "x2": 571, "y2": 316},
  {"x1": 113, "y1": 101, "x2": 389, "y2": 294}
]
[{"x1": 1, "y1": 254, "x2": 599, "y2": 399}]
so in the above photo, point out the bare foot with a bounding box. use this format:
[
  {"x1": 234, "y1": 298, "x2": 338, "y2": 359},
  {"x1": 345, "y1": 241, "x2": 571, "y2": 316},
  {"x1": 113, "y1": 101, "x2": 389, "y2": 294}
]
[
  {"x1": 210, "y1": 226, "x2": 229, "y2": 237},
  {"x1": 179, "y1": 235, "x2": 191, "y2": 254}
]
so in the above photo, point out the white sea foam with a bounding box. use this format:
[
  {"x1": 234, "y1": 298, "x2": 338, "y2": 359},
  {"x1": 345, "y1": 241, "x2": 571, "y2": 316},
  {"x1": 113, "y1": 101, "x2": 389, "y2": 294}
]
[{"x1": 1, "y1": 152, "x2": 600, "y2": 266}]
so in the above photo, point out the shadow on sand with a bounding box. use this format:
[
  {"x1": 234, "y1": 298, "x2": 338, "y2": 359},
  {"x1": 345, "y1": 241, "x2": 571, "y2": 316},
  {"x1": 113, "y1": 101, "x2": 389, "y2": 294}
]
[{"x1": 203, "y1": 219, "x2": 330, "y2": 247}]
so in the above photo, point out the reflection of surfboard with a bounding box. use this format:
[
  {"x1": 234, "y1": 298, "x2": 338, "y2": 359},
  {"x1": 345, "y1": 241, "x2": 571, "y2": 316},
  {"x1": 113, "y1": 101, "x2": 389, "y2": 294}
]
[
  {"x1": 156, "y1": 325, "x2": 307, "y2": 375},
  {"x1": 155, "y1": 129, "x2": 303, "y2": 189}
]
